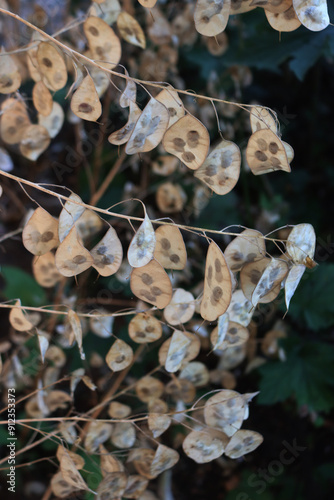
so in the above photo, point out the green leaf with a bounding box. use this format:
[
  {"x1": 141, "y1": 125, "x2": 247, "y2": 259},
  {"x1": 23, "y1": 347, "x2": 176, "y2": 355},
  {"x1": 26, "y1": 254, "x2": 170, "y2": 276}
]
[
  {"x1": 258, "y1": 338, "x2": 334, "y2": 412},
  {"x1": 1, "y1": 266, "x2": 47, "y2": 306},
  {"x1": 285, "y1": 264, "x2": 334, "y2": 331}
]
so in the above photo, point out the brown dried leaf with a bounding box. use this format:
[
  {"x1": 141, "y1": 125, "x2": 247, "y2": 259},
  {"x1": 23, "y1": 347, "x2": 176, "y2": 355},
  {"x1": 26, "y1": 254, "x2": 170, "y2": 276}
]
[
  {"x1": 128, "y1": 312, "x2": 162, "y2": 344},
  {"x1": 23, "y1": 207, "x2": 59, "y2": 256},
  {"x1": 71, "y1": 74, "x2": 102, "y2": 122},
  {"x1": 153, "y1": 225, "x2": 187, "y2": 270},
  {"x1": 117, "y1": 11, "x2": 146, "y2": 49},
  {"x1": 246, "y1": 129, "x2": 291, "y2": 175},
  {"x1": 37, "y1": 42, "x2": 67, "y2": 91},
  {"x1": 55, "y1": 226, "x2": 93, "y2": 277},
  {"x1": 194, "y1": 0, "x2": 231, "y2": 36},
  {"x1": 163, "y1": 114, "x2": 210, "y2": 170},
  {"x1": 194, "y1": 139, "x2": 241, "y2": 195},
  {"x1": 130, "y1": 259, "x2": 172, "y2": 308},
  {"x1": 201, "y1": 241, "x2": 232, "y2": 322},
  {"x1": 91, "y1": 227, "x2": 123, "y2": 276}
]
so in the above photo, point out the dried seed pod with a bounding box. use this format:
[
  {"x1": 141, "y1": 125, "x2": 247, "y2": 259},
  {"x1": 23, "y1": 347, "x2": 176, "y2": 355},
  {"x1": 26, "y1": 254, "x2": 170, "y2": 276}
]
[
  {"x1": 106, "y1": 339, "x2": 133, "y2": 371},
  {"x1": 37, "y1": 42, "x2": 67, "y2": 91},
  {"x1": 261, "y1": 328, "x2": 287, "y2": 356},
  {"x1": 126, "y1": 98, "x2": 169, "y2": 155},
  {"x1": 194, "y1": 139, "x2": 241, "y2": 195},
  {"x1": 225, "y1": 429, "x2": 263, "y2": 458},
  {"x1": 108, "y1": 401, "x2": 131, "y2": 418},
  {"x1": 293, "y1": 0, "x2": 329, "y2": 31},
  {"x1": 99, "y1": 444, "x2": 125, "y2": 475},
  {"x1": 59, "y1": 449, "x2": 89, "y2": 492},
  {"x1": 71, "y1": 74, "x2": 102, "y2": 122},
  {"x1": 46, "y1": 391, "x2": 72, "y2": 412},
  {"x1": 182, "y1": 429, "x2": 227, "y2": 463},
  {"x1": 75, "y1": 209, "x2": 104, "y2": 241},
  {"x1": 23, "y1": 207, "x2": 59, "y2": 256},
  {"x1": 91, "y1": 227, "x2": 123, "y2": 277},
  {"x1": 130, "y1": 260, "x2": 172, "y2": 308},
  {"x1": 129, "y1": 448, "x2": 155, "y2": 479},
  {"x1": 128, "y1": 312, "x2": 162, "y2": 343},
  {"x1": 119, "y1": 71, "x2": 137, "y2": 108},
  {"x1": 205, "y1": 31, "x2": 229, "y2": 56},
  {"x1": 33, "y1": 252, "x2": 63, "y2": 288},
  {"x1": 194, "y1": 0, "x2": 231, "y2": 36},
  {"x1": 240, "y1": 257, "x2": 288, "y2": 307},
  {"x1": 20, "y1": 125, "x2": 50, "y2": 161},
  {"x1": 204, "y1": 390, "x2": 250, "y2": 437},
  {"x1": 284, "y1": 264, "x2": 306, "y2": 311},
  {"x1": 68, "y1": 310, "x2": 85, "y2": 360},
  {"x1": 219, "y1": 343, "x2": 247, "y2": 370},
  {"x1": 32, "y1": 81, "x2": 53, "y2": 116},
  {"x1": 128, "y1": 214, "x2": 156, "y2": 268},
  {"x1": 266, "y1": 5, "x2": 301, "y2": 31},
  {"x1": 136, "y1": 376, "x2": 164, "y2": 402},
  {"x1": 58, "y1": 193, "x2": 85, "y2": 242},
  {"x1": 90, "y1": 311, "x2": 114, "y2": 338},
  {"x1": 55, "y1": 227, "x2": 93, "y2": 277},
  {"x1": 84, "y1": 16, "x2": 122, "y2": 69},
  {"x1": 163, "y1": 114, "x2": 210, "y2": 170},
  {"x1": 138, "y1": 0, "x2": 158, "y2": 7},
  {"x1": 111, "y1": 422, "x2": 136, "y2": 448},
  {"x1": 117, "y1": 11, "x2": 146, "y2": 49},
  {"x1": 152, "y1": 155, "x2": 179, "y2": 176},
  {"x1": 251, "y1": 0, "x2": 291, "y2": 12},
  {"x1": 148, "y1": 412, "x2": 171, "y2": 438},
  {"x1": 224, "y1": 229, "x2": 266, "y2": 272},
  {"x1": 108, "y1": 101, "x2": 142, "y2": 145},
  {"x1": 59, "y1": 422, "x2": 77, "y2": 445},
  {"x1": 0, "y1": 98, "x2": 30, "y2": 145},
  {"x1": 230, "y1": 0, "x2": 255, "y2": 14},
  {"x1": 165, "y1": 378, "x2": 196, "y2": 403},
  {"x1": 210, "y1": 312, "x2": 229, "y2": 350},
  {"x1": 155, "y1": 88, "x2": 185, "y2": 128},
  {"x1": 179, "y1": 361, "x2": 210, "y2": 387},
  {"x1": 156, "y1": 182, "x2": 187, "y2": 213},
  {"x1": 124, "y1": 475, "x2": 149, "y2": 498},
  {"x1": 84, "y1": 421, "x2": 113, "y2": 453},
  {"x1": 250, "y1": 106, "x2": 278, "y2": 134},
  {"x1": 226, "y1": 289, "x2": 253, "y2": 326},
  {"x1": 51, "y1": 471, "x2": 79, "y2": 498},
  {"x1": 282, "y1": 141, "x2": 294, "y2": 163},
  {"x1": 219, "y1": 321, "x2": 249, "y2": 349},
  {"x1": 45, "y1": 345, "x2": 66, "y2": 367},
  {"x1": 201, "y1": 241, "x2": 232, "y2": 322},
  {"x1": 286, "y1": 223, "x2": 316, "y2": 266},
  {"x1": 246, "y1": 130, "x2": 291, "y2": 175},
  {"x1": 9, "y1": 300, "x2": 33, "y2": 332},
  {"x1": 0, "y1": 52, "x2": 21, "y2": 94},
  {"x1": 38, "y1": 101, "x2": 64, "y2": 138},
  {"x1": 164, "y1": 289, "x2": 195, "y2": 325},
  {"x1": 57, "y1": 446, "x2": 85, "y2": 470},
  {"x1": 89, "y1": 0, "x2": 122, "y2": 24},
  {"x1": 159, "y1": 331, "x2": 201, "y2": 371},
  {"x1": 91, "y1": 67, "x2": 110, "y2": 97},
  {"x1": 153, "y1": 225, "x2": 187, "y2": 270},
  {"x1": 96, "y1": 472, "x2": 127, "y2": 500},
  {"x1": 149, "y1": 445, "x2": 179, "y2": 478}
]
